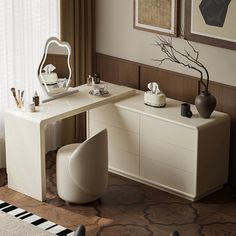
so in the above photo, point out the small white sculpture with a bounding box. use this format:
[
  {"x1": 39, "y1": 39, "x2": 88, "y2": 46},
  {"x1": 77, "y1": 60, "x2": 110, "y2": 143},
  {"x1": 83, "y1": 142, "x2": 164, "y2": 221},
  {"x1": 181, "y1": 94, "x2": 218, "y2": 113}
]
[
  {"x1": 144, "y1": 82, "x2": 166, "y2": 108},
  {"x1": 41, "y1": 64, "x2": 58, "y2": 85},
  {"x1": 43, "y1": 64, "x2": 56, "y2": 74}
]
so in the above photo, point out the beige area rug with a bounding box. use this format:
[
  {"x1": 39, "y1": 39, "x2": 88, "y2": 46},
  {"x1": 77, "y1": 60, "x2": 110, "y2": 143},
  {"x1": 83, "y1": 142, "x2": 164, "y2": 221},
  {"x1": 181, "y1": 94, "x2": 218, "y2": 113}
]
[{"x1": 0, "y1": 211, "x2": 54, "y2": 236}]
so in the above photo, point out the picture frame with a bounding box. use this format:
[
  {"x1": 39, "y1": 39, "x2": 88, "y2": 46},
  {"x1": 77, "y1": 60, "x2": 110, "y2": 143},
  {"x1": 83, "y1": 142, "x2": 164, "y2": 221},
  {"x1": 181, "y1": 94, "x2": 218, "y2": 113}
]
[
  {"x1": 133, "y1": 0, "x2": 179, "y2": 37},
  {"x1": 184, "y1": 0, "x2": 236, "y2": 50}
]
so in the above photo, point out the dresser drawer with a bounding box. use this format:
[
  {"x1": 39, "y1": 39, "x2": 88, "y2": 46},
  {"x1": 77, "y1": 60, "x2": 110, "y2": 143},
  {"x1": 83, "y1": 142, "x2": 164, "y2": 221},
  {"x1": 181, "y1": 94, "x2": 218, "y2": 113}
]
[
  {"x1": 140, "y1": 157, "x2": 195, "y2": 195},
  {"x1": 89, "y1": 120, "x2": 139, "y2": 176},
  {"x1": 89, "y1": 104, "x2": 139, "y2": 133},
  {"x1": 89, "y1": 120, "x2": 139, "y2": 155},
  {"x1": 109, "y1": 147, "x2": 139, "y2": 176},
  {"x1": 140, "y1": 115, "x2": 197, "y2": 151},
  {"x1": 140, "y1": 135, "x2": 196, "y2": 173}
]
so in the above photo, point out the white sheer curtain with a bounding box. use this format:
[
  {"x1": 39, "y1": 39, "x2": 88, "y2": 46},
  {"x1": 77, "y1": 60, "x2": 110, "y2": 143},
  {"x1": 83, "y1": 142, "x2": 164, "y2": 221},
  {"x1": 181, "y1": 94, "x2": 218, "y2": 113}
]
[{"x1": 0, "y1": 0, "x2": 60, "y2": 167}]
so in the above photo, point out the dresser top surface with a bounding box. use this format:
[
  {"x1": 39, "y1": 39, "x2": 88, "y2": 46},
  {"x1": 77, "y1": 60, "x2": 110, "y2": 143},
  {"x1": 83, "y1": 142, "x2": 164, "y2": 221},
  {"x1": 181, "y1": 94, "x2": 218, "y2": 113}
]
[{"x1": 114, "y1": 91, "x2": 230, "y2": 129}]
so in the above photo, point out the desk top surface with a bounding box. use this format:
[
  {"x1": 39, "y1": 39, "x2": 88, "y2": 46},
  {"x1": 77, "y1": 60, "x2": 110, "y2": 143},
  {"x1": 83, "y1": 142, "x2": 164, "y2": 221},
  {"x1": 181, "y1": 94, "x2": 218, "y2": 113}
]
[{"x1": 5, "y1": 83, "x2": 135, "y2": 125}]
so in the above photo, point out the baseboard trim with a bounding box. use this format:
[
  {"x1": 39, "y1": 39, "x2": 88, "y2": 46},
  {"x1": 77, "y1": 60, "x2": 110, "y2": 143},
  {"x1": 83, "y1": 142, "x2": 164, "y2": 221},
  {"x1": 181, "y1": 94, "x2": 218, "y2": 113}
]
[
  {"x1": 108, "y1": 168, "x2": 195, "y2": 201},
  {"x1": 108, "y1": 168, "x2": 224, "y2": 202}
]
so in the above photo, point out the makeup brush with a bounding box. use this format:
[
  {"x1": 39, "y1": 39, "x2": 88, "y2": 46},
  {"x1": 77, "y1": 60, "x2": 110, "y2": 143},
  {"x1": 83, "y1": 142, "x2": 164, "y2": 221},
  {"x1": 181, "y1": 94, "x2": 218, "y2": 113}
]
[
  {"x1": 20, "y1": 90, "x2": 24, "y2": 105},
  {"x1": 18, "y1": 90, "x2": 24, "y2": 107},
  {"x1": 10, "y1": 87, "x2": 19, "y2": 106},
  {"x1": 17, "y1": 89, "x2": 20, "y2": 103},
  {"x1": 21, "y1": 90, "x2": 24, "y2": 100}
]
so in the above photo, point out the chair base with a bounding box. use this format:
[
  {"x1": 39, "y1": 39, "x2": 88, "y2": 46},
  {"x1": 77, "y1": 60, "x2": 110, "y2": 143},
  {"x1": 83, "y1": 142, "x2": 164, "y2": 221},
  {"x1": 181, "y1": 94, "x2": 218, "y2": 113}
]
[{"x1": 56, "y1": 143, "x2": 106, "y2": 204}]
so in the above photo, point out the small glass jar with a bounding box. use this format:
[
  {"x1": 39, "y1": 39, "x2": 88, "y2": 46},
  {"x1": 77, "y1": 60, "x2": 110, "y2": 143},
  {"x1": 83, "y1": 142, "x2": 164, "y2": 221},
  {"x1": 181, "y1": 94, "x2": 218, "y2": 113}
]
[
  {"x1": 87, "y1": 75, "x2": 93, "y2": 86},
  {"x1": 24, "y1": 102, "x2": 35, "y2": 112},
  {"x1": 93, "y1": 73, "x2": 100, "y2": 84}
]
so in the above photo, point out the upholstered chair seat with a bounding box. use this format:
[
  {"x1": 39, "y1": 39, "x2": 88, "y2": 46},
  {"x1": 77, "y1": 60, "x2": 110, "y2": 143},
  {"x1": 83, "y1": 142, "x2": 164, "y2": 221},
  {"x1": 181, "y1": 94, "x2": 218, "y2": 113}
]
[{"x1": 56, "y1": 129, "x2": 108, "y2": 204}]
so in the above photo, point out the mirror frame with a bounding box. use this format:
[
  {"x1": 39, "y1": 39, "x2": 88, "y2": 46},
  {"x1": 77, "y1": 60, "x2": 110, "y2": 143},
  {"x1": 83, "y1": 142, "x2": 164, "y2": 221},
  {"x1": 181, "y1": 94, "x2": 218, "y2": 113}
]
[{"x1": 38, "y1": 37, "x2": 72, "y2": 96}]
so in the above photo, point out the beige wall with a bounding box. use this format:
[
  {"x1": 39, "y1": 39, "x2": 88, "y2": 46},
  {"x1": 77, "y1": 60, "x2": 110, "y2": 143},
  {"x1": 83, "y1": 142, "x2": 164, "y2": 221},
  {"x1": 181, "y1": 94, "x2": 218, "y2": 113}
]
[{"x1": 96, "y1": 0, "x2": 236, "y2": 87}]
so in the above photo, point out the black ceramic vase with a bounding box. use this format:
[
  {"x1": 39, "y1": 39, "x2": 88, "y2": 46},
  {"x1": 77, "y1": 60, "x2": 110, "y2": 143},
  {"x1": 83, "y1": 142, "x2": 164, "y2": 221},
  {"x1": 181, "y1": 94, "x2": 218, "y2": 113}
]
[{"x1": 195, "y1": 91, "x2": 216, "y2": 118}]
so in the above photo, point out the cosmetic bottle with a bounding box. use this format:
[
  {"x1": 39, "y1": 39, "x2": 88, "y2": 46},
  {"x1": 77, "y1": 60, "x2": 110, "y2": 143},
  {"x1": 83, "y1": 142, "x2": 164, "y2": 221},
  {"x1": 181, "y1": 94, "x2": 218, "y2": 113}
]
[
  {"x1": 87, "y1": 75, "x2": 93, "y2": 86},
  {"x1": 93, "y1": 73, "x2": 100, "y2": 84},
  {"x1": 33, "y1": 91, "x2": 40, "y2": 106}
]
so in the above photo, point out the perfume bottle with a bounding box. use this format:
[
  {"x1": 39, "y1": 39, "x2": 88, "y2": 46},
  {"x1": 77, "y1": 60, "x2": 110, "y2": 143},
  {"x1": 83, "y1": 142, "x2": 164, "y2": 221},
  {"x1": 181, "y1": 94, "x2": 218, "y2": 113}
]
[
  {"x1": 93, "y1": 73, "x2": 100, "y2": 84},
  {"x1": 87, "y1": 75, "x2": 93, "y2": 86},
  {"x1": 33, "y1": 91, "x2": 40, "y2": 106}
]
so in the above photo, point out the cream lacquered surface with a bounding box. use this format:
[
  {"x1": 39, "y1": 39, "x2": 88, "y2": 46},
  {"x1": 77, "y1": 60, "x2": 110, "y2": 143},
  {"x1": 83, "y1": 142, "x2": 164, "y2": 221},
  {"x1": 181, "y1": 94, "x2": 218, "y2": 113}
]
[
  {"x1": 88, "y1": 103, "x2": 140, "y2": 176},
  {"x1": 6, "y1": 83, "x2": 135, "y2": 125},
  {"x1": 114, "y1": 91, "x2": 228, "y2": 129},
  {"x1": 4, "y1": 83, "x2": 135, "y2": 201},
  {"x1": 88, "y1": 90, "x2": 231, "y2": 201}
]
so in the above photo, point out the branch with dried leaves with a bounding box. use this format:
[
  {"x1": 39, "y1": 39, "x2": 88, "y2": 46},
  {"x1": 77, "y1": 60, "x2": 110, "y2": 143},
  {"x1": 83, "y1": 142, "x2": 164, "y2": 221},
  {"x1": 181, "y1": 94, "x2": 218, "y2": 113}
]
[{"x1": 153, "y1": 36, "x2": 209, "y2": 92}]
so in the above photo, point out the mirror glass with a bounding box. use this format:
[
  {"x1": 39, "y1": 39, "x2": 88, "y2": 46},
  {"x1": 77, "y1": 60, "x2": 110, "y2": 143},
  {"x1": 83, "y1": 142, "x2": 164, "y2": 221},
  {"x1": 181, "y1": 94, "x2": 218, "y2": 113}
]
[{"x1": 38, "y1": 37, "x2": 72, "y2": 96}]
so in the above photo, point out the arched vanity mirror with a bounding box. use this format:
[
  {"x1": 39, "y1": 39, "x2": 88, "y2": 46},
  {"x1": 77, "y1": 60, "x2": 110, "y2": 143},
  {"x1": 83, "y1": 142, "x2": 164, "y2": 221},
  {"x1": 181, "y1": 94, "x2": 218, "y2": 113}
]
[{"x1": 38, "y1": 37, "x2": 77, "y2": 101}]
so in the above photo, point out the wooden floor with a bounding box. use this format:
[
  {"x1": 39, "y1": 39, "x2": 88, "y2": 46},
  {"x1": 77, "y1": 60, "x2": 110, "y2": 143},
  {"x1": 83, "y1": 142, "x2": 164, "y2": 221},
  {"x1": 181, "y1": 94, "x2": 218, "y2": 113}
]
[{"x1": 0, "y1": 152, "x2": 236, "y2": 236}]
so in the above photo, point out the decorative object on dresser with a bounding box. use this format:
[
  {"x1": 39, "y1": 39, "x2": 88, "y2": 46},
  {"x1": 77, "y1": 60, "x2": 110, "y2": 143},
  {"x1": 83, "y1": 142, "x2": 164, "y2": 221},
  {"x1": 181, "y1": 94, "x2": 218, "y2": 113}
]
[
  {"x1": 144, "y1": 82, "x2": 166, "y2": 107},
  {"x1": 180, "y1": 103, "x2": 192, "y2": 118},
  {"x1": 194, "y1": 90, "x2": 217, "y2": 119},
  {"x1": 92, "y1": 73, "x2": 101, "y2": 84},
  {"x1": 154, "y1": 36, "x2": 216, "y2": 118},
  {"x1": 89, "y1": 83, "x2": 110, "y2": 97},
  {"x1": 87, "y1": 73, "x2": 101, "y2": 86}
]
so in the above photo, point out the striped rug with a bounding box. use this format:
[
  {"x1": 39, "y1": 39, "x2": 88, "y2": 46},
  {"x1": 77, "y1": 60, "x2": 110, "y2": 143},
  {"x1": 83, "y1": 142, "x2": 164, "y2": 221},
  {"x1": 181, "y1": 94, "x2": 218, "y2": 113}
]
[{"x1": 0, "y1": 200, "x2": 74, "y2": 235}]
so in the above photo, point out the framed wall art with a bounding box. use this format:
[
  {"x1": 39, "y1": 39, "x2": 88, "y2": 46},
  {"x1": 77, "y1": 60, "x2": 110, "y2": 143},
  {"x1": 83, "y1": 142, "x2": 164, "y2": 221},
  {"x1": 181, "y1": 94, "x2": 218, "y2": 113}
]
[
  {"x1": 185, "y1": 0, "x2": 236, "y2": 50},
  {"x1": 134, "y1": 0, "x2": 179, "y2": 37}
]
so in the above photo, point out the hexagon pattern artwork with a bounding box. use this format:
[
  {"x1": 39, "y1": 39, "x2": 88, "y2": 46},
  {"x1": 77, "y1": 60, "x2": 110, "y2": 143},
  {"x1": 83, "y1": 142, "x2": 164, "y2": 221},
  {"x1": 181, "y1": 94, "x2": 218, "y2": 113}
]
[{"x1": 199, "y1": 0, "x2": 231, "y2": 27}]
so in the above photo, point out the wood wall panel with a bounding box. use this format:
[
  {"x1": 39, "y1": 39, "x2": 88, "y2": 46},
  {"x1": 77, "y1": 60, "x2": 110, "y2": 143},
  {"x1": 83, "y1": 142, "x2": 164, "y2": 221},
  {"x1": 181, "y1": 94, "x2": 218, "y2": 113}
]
[
  {"x1": 96, "y1": 53, "x2": 139, "y2": 89},
  {"x1": 96, "y1": 53, "x2": 236, "y2": 187},
  {"x1": 140, "y1": 65, "x2": 199, "y2": 104}
]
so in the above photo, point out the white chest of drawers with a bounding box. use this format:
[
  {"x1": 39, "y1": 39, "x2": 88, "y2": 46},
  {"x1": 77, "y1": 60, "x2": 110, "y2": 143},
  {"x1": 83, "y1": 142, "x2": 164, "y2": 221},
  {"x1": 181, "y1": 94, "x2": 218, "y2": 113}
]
[{"x1": 87, "y1": 91, "x2": 230, "y2": 201}]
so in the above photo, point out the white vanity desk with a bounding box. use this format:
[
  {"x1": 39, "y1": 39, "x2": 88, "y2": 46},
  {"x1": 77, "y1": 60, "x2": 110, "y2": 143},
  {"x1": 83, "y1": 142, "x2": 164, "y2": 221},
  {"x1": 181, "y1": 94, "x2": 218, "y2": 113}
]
[
  {"x1": 5, "y1": 83, "x2": 135, "y2": 201},
  {"x1": 88, "y1": 91, "x2": 230, "y2": 201}
]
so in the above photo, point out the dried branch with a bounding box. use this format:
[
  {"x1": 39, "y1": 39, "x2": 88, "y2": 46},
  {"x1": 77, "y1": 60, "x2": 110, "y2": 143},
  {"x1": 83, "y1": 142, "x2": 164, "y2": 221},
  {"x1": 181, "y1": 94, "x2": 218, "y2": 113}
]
[{"x1": 153, "y1": 36, "x2": 209, "y2": 92}]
